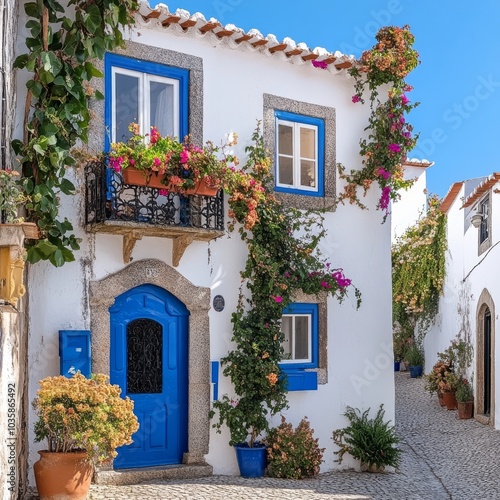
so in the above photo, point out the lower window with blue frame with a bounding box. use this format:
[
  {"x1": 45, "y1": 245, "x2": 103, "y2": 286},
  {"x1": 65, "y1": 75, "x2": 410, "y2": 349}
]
[{"x1": 279, "y1": 303, "x2": 318, "y2": 391}]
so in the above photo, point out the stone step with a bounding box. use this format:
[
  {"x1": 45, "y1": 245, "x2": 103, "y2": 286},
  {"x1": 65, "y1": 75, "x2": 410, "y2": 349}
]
[{"x1": 94, "y1": 463, "x2": 213, "y2": 486}]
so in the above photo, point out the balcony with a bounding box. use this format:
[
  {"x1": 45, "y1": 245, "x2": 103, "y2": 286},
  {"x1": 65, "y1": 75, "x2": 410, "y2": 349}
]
[{"x1": 85, "y1": 159, "x2": 225, "y2": 266}]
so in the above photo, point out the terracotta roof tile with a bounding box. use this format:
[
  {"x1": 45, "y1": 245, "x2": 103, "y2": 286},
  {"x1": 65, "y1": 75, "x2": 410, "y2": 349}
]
[
  {"x1": 439, "y1": 182, "x2": 464, "y2": 214},
  {"x1": 137, "y1": 1, "x2": 356, "y2": 73}
]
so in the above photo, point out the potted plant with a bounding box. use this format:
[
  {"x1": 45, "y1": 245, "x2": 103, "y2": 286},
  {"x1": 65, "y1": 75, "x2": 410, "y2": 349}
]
[
  {"x1": 332, "y1": 405, "x2": 402, "y2": 472},
  {"x1": 109, "y1": 124, "x2": 234, "y2": 196},
  {"x1": 32, "y1": 373, "x2": 139, "y2": 499},
  {"x1": 455, "y1": 377, "x2": 474, "y2": 419},
  {"x1": 405, "y1": 344, "x2": 424, "y2": 378},
  {"x1": 424, "y1": 360, "x2": 453, "y2": 407},
  {"x1": 438, "y1": 371, "x2": 460, "y2": 410},
  {"x1": 265, "y1": 416, "x2": 324, "y2": 479}
]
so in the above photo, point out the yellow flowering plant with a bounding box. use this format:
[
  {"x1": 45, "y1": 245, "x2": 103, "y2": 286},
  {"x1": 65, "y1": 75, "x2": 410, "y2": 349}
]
[{"x1": 32, "y1": 373, "x2": 139, "y2": 464}]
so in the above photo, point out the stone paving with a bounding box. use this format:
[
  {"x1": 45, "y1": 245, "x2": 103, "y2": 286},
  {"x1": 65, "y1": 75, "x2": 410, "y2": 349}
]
[{"x1": 85, "y1": 373, "x2": 500, "y2": 499}]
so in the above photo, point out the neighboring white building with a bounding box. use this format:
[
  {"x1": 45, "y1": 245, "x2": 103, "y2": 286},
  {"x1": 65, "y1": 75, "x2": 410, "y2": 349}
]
[
  {"x1": 391, "y1": 158, "x2": 433, "y2": 242},
  {"x1": 15, "y1": 2, "x2": 397, "y2": 485},
  {"x1": 425, "y1": 174, "x2": 500, "y2": 429}
]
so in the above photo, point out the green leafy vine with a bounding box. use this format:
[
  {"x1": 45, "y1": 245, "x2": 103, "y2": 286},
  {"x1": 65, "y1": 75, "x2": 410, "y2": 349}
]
[
  {"x1": 210, "y1": 124, "x2": 361, "y2": 447},
  {"x1": 12, "y1": 0, "x2": 138, "y2": 266},
  {"x1": 392, "y1": 196, "x2": 447, "y2": 339}
]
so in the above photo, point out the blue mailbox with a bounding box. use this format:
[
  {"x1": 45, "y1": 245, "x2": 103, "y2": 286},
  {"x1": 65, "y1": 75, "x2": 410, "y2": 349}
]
[{"x1": 59, "y1": 330, "x2": 91, "y2": 378}]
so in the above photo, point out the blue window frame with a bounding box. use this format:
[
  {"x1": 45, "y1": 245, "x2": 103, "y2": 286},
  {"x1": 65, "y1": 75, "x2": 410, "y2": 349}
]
[
  {"x1": 274, "y1": 111, "x2": 325, "y2": 197},
  {"x1": 104, "y1": 53, "x2": 189, "y2": 151},
  {"x1": 279, "y1": 303, "x2": 319, "y2": 391}
]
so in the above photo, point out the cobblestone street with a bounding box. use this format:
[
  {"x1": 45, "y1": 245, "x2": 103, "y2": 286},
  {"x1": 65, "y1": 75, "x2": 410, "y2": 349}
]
[{"x1": 85, "y1": 373, "x2": 500, "y2": 499}]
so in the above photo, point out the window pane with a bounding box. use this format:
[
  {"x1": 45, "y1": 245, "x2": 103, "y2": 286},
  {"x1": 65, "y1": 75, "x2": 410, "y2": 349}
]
[
  {"x1": 278, "y1": 124, "x2": 293, "y2": 156},
  {"x1": 278, "y1": 156, "x2": 294, "y2": 185},
  {"x1": 150, "y1": 81, "x2": 174, "y2": 137},
  {"x1": 127, "y1": 318, "x2": 163, "y2": 394},
  {"x1": 281, "y1": 316, "x2": 293, "y2": 360},
  {"x1": 300, "y1": 127, "x2": 316, "y2": 159},
  {"x1": 115, "y1": 73, "x2": 139, "y2": 142},
  {"x1": 294, "y1": 316, "x2": 309, "y2": 360},
  {"x1": 300, "y1": 159, "x2": 316, "y2": 188}
]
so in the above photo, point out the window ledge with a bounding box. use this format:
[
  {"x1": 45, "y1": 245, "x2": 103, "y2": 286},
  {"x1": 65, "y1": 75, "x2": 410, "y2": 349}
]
[{"x1": 282, "y1": 369, "x2": 318, "y2": 391}]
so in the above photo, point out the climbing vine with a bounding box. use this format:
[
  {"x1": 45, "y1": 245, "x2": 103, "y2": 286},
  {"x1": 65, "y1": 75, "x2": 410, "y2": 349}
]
[
  {"x1": 335, "y1": 25, "x2": 420, "y2": 219},
  {"x1": 12, "y1": 0, "x2": 138, "y2": 266},
  {"x1": 392, "y1": 196, "x2": 447, "y2": 339},
  {"x1": 210, "y1": 125, "x2": 361, "y2": 447}
]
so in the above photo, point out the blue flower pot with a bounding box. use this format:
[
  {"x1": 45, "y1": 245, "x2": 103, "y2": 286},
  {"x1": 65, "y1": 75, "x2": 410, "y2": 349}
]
[
  {"x1": 409, "y1": 365, "x2": 423, "y2": 378},
  {"x1": 394, "y1": 361, "x2": 400, "y2": 372},
  {"x1": 234, "y1": 443, "x2": 267, "y2": 478}
]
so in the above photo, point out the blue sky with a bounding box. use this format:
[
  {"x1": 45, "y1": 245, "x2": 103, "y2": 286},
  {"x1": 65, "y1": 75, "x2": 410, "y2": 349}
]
[{"x1": 149, "y1": 1, "x2": 500, "y2": 197}]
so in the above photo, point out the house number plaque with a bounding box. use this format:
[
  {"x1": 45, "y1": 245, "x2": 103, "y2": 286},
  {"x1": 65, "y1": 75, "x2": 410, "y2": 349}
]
[{"x1": 213, "y1": 295, "x2": 225, "y2": 312}]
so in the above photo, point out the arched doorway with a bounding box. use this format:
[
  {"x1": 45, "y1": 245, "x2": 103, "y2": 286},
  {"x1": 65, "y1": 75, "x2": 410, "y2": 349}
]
[
  {"x1": 110, "y1": 284, "x2": 189, "y2": 468},
  {"x1": 89, "y1": 259, "x2": 212, "y2": 465},
  {"x1": 476, "y1": 289, "x2": 495, "y2": 427}
]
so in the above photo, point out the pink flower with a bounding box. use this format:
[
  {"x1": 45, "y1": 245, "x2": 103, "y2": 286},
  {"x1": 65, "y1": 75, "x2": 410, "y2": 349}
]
[
  {"x1": 150, "y1": 127, "x2": 160, "y2": 144},
  {"x1": 378, "y1": 168, "x2": 391, "y2": 180},
  {"x1": 158, "y1": 189, "x2": 168, "y2": 196},
  {"x1": 272, "y1": 296, "x2": 283, "y2": 303},
  {"x1": 352, "y1": 94, "x2": 361, "y2": 103},
  {"x1": 312, "y1": 60, "x2": 328, "y2": 69},
  {"x1": 180, "y1": 149, "x2": 190, "y2": 164},
  {"x1": 401, "y1": 94, "x2": 410, "y2": 105},
  {"x1": 129, "y1": 159, "x2": 135, "y2": 166},
  {"x1": 380, "y1": 186, "x2": 391, "y2": 211},
  {"x1": 388, "y1": 143, "x2": 401, "y2": 153},
  {"x1": 109, "y1": 156, "x2": 122, "y2": 172},
  {"x1": 321, "y1": 281, "x2": 331, "y2": 289},
  {"x1": 332, "y1": 271, "x2": 351, "y2": 288}
]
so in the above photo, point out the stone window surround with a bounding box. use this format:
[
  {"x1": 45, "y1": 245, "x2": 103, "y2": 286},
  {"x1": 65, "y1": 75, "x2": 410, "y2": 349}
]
[
  {"x1": 292, "y1": 291, "x2": 328, "y2": 384},
  {"x1": 478, "y1": 194, "x2": 492, "y2": 256},
  {"x1": 89, "y1": 259, "x2": 211, "y2": 465},
  {"x1": 475, "y1": 288, "x2": 495, "y2": 428},
  {"x1": 263, "y1": 93, "x2": 336, "y2": 211},
  {"x1": 89, "y1": 41, "x2": 204, "y2": 153}
]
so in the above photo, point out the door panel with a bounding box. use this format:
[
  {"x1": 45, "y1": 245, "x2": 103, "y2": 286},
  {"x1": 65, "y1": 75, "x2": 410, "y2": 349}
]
[{"x1": 110, "y1": 284, "x2": 189, "y2": 469}]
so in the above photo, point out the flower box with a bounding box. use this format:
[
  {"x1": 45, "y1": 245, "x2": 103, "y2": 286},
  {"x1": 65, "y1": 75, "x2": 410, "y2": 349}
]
[{"x1": 121, "y1": 166, "x2": 218, "y2": 197}]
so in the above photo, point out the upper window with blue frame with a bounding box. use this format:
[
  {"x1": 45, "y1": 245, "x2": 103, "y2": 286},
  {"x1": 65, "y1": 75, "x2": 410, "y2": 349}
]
[
  {"x1": 274, "y1": 111, "x2": 325, "y2": 197},
  {"x1": 104, "y1": 53, "x2": 189, "y2": 149}
]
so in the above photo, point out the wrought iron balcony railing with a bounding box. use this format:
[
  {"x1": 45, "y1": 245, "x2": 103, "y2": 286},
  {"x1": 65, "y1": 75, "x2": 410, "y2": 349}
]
[{"x1": 84, "y1": 159, "x2": 225, "y2": 265}]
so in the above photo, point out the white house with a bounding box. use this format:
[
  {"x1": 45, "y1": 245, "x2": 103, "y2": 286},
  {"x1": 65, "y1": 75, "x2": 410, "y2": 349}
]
[
  {"x1": 391, "y1": 158, "x2": 433, "y2": 242},
  {"x1": 425, "y1": 174, "x2": 500, "y2": 429},
  {"x1": 11, "y1": 1, "x2": 397, "y2": 487}
]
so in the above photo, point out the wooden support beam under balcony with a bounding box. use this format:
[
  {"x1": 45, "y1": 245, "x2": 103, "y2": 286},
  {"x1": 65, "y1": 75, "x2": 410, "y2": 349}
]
[{"x1": 87, "y1": 221, "x2": 224, "y2": 266}]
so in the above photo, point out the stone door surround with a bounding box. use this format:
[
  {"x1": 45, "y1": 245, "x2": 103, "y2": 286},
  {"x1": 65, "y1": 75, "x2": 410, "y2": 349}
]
[{"x1": 89, "y1": 259, "x2": 211, "y2": 465}]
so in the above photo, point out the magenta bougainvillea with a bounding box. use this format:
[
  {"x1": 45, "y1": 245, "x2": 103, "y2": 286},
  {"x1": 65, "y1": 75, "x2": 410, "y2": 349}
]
[{"x1": 322, "y1": 25, "x2": 421, "y2": 219}]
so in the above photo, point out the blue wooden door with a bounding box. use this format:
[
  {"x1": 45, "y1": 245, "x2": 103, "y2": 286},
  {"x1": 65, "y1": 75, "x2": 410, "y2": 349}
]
[{"x1": 110, "y1": 284, "x2": 189, "y2": 468}]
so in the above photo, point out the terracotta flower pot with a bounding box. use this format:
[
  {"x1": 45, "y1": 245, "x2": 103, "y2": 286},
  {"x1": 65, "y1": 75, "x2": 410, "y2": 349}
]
[
  {"x1": 34, "y1": 451, "x2": 92, "y2": 500},
  {"x1": 437, "y1": 390, "x2": 446, "y2": 407},
  {"x1": 441, "y1": 391, "x2": 457, "y2": 410},
  {"x1": 121, "y1": 166, "x2": 218, "y2": 196},
  {"x1": 457, "y1": 400, "x2": 474, "y2": 419}
]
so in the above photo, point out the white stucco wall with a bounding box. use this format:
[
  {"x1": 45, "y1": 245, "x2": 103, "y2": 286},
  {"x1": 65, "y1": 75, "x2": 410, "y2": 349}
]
[
  {"x1": 18, "y1": 13, "x2": 395, "y2": 478},
  {"x1": 391, "y1": 165, "x2": 428, "y2": 242}
]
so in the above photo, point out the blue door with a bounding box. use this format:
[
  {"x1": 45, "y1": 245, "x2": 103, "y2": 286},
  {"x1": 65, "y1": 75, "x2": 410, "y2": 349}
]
[{"x1": 110, "y1": 284, "x2": 189, "y2": 468}]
